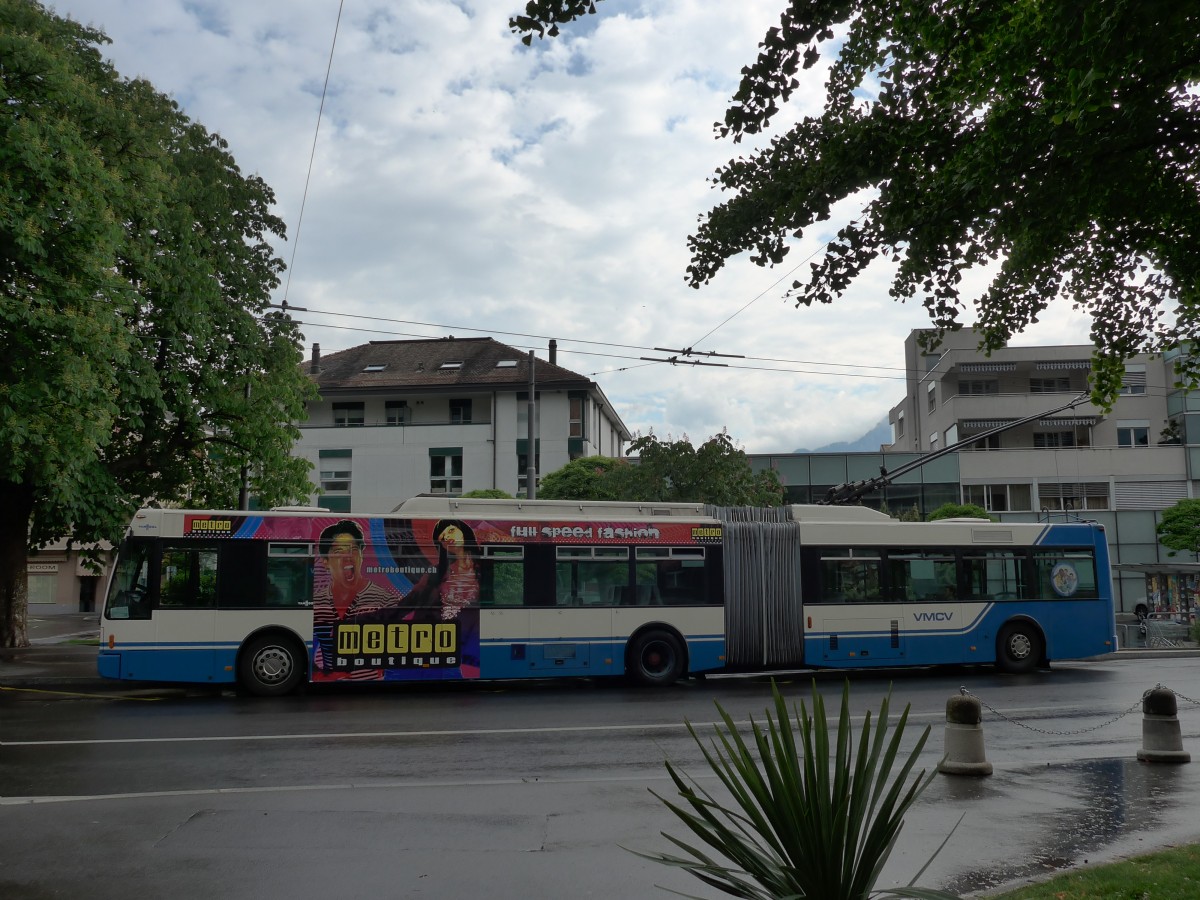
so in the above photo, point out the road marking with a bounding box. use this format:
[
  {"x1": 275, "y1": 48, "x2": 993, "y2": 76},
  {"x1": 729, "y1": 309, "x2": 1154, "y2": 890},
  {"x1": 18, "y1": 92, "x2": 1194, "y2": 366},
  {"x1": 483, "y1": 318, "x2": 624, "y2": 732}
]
[
  {"x1": 0, "y1": 771, "x2": 701, "y2": 806},
  {"x1": 0, "y1": 720, "x2": 718, "y2": 747},
  {"x1": 0, "y1": 708, "x2": 997, "y2": 748},
  {"x1": 0, "y1": 685, "x2": 161, "y2": 702}
]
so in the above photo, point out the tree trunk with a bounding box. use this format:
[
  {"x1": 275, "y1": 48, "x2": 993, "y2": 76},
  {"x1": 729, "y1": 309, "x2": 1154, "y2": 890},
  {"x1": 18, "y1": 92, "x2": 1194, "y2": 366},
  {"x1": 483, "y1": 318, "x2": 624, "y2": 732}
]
[{"x1": 0, "y1": 481, "x2": 35, "y2": 648}]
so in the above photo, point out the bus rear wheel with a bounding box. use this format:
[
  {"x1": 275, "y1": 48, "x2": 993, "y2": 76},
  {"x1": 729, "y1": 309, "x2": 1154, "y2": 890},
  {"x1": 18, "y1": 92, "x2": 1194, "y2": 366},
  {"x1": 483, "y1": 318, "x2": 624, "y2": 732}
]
[
  {"x1": 996, "y1": 622, "x2": 1043, "y2": 675},
  {"x1": 239, "y1": 633, "x2": 305, "y2": 696},
  {"x1": 627, "y1": 630, "x2": 685, "y2": 687}
]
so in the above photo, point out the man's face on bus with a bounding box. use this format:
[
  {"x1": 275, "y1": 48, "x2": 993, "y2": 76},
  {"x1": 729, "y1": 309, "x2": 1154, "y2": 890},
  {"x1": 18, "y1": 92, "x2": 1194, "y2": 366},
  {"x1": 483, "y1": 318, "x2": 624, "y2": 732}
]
[{"x1": 325, "y1": 533, "x2": 363, "y2": 588}]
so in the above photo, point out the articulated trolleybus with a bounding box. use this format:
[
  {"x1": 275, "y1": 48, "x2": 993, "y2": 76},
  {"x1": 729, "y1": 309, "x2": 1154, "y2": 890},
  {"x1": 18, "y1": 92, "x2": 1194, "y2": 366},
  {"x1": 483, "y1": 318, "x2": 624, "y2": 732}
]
[{"x1": 98, "y1": 497, "x2": 1116, "y2": 695}]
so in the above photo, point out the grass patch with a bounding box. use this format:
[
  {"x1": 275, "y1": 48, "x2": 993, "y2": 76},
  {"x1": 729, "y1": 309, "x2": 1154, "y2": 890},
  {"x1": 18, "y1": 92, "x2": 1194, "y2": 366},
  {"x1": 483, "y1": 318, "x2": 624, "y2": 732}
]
[{"x1": 988, "y1": 843, "x2": 1200, "y2": 899}]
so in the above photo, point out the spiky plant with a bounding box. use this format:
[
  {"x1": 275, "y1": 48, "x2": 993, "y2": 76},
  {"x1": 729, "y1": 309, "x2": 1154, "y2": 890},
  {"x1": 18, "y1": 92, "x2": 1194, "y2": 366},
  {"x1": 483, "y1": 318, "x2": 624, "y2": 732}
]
[{"x1": 636, "y1": 680, "x2": 959, "y2": 899}]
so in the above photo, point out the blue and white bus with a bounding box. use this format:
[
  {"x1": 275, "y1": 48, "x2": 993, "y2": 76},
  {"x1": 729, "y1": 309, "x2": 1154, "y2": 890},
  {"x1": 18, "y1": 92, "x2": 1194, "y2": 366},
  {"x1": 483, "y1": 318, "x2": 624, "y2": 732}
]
[{"x1": 98, "y1": 497, "x2": 1116, "y2": 695}]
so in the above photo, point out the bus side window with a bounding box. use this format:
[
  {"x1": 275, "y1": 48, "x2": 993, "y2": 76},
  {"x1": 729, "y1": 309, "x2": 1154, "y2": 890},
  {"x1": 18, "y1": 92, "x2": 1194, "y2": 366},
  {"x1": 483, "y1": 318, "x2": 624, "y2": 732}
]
[
  {"x1": 265, "y1": 557, "x2": 314, "y2": 607},
  {"x1": 480, "y1": 550, "x2": 525, "y2": 607},
  {"x1": 159, "y1": 545, "x2": 218, "y2": 608}
]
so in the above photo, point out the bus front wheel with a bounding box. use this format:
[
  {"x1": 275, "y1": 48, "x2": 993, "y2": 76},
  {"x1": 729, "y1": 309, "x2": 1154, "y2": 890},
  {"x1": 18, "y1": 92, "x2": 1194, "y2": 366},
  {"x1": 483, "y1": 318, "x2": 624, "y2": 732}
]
[
  {"x1": 239, "y1": 633, "x2": 305, "y2": 696},
  {"x1": 627, "y1": 630, "x2": 685, "y2": 687},
  {"x1": 996, "y1": 622, "x2": 1043, "y2": 675}
]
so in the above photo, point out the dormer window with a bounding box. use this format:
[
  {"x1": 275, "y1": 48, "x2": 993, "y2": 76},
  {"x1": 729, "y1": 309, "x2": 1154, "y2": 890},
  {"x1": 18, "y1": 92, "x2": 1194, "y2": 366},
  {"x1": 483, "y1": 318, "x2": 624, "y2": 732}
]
[
  {"x1": 440, "y1": 360, "x2": 463, "y2": 370},
  {"x1": 363, "y1": 364, "x2": 387, "y2": 373}
]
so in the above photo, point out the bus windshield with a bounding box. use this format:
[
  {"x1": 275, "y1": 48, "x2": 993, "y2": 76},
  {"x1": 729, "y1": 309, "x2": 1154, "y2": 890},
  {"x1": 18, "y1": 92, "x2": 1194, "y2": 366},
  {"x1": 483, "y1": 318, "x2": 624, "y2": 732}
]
[{"x1": 104, "y1": 539, "x2": 154, "y2": 620}]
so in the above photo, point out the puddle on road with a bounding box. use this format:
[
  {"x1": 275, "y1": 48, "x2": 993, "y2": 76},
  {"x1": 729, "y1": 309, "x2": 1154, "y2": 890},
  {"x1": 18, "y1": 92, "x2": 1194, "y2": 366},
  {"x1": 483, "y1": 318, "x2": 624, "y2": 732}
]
[{"x1": 937, "y1": 757, "x2": 1195, "y2": 895}]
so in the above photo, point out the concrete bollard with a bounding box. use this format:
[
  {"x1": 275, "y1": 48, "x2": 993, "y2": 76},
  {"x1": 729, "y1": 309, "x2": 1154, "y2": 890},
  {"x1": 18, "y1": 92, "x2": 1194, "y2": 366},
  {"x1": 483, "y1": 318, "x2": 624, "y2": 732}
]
[
  {"x1": 1137, "y1": 687, "x2": 1191, "y2": 764},
  {"x1": 938, "y1": 694, "x2": 993, "y2": 776}
]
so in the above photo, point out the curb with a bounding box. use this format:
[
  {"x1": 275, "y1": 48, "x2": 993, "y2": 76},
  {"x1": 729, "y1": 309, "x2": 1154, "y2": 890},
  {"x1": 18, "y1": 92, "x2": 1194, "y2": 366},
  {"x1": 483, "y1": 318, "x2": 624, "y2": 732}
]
[{"x1": 2, "y1": 648, "x2": 1199, "y2": 692}]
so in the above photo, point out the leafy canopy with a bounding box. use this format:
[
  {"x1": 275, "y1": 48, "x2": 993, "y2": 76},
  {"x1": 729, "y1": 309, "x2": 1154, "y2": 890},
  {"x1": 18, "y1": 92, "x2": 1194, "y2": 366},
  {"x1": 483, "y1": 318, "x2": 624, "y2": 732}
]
[
  {"x1": 926, "y1": 503, "x2": 994, "y2": 523},
  {"x1": 511, "y1": 0, "x2": 1200, "y2": 401},
  {"x1": 537, "y1": 455, "x2": 623, "y2": 501},
  {"x1": 538, "y1": 434, "x2": 784, "y2": 507},
  {"x1": 1156, "y1": 499, "x2": 1200, "y2": 558},
  {"x1": 0, "y1": 0, "x2": 314, "y2": 645}
]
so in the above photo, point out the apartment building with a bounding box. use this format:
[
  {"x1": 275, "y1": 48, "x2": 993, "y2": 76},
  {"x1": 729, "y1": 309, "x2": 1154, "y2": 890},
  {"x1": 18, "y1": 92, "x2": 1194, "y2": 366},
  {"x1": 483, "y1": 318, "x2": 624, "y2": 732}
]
[
  {"x1": 750, "y1": 329, "x2": 1200, "y2": 615},
  {"x1": 294, "y1": 336, "x2": 631, "y2": 510}
]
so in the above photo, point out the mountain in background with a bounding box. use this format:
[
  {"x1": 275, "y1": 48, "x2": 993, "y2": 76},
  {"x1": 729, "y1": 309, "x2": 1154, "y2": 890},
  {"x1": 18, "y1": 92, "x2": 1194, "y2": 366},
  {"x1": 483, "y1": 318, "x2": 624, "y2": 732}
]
[{"x1": 794, "y1": 418, "x2": 892, "y2": 454}]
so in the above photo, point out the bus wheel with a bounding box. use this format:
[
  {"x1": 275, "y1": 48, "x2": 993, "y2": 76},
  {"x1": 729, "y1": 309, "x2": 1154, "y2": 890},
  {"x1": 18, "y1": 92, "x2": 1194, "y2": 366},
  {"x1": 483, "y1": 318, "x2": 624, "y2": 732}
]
[
  {"x1": 628, "y1": 630, "x2": 685, "y2": 687},
  {"x1": 239, "y1": 634, "x2": 305, "y2": 696},
  {"x1": 996, "y1": 622, "x2": 1042, "y2": 675}
]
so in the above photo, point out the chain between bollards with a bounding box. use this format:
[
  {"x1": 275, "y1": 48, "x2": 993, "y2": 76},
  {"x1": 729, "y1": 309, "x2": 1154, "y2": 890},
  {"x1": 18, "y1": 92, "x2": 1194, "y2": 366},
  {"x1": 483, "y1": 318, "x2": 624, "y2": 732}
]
[{"x1": 958, "y1": 686, "x2": 1145, "y2": 736}]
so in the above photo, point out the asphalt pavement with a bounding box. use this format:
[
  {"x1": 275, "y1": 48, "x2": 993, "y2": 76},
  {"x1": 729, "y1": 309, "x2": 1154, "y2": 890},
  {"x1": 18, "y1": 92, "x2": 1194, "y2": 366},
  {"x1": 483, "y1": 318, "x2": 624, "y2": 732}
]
[{"x1": 2, "y1": 610, "x2": 1198, "y2": 690}]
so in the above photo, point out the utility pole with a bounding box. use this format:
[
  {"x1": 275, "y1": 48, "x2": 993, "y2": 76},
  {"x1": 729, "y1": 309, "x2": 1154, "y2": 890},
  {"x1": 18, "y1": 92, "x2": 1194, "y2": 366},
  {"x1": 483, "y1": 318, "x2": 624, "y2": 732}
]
[{"x1": 526, "y1": 350, "x2": 537, "y2": 499}]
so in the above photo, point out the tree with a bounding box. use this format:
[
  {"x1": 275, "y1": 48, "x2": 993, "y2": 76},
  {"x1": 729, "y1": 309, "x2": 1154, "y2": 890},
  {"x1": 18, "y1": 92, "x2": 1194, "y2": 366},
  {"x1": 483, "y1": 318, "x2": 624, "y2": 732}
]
[
  {"x1": 539, "y1": 433, "x2": 783, "y2": 506},
  {"x1": 511, "y1": 1, "x2": 1200, "y2": 401},
  {"x1": 615, "y1": 432, "x2": 785, "y2": 506},
  {"x1": 460, "y1": 489, "x2": 515, "y2": 499},
  {"x1": 537, "y1": 456, "x2": 623, "y2": 501},
  {"x1": 926, "y1": 503, "x2": 994, "y2": 522},
  {"x1": 1156, "y1": 499, "x2": 1200, "y2": 558},
  {"x1": 0, "y1": 1, "x2": 314, "y2": 647}
]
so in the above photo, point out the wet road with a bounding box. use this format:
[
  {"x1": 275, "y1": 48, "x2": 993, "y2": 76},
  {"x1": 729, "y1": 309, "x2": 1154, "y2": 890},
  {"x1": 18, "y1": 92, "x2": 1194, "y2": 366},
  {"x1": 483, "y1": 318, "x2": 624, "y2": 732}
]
[{"x1": 2, "y1": 657, "x2": 1199, "y2": 898}]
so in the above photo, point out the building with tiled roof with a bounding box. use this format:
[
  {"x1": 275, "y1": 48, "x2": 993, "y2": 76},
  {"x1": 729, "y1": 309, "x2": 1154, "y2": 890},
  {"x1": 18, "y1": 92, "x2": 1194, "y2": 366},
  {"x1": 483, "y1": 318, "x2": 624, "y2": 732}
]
[{"x1": 294, "y1": 337, "x2": 631, "y2": 510}]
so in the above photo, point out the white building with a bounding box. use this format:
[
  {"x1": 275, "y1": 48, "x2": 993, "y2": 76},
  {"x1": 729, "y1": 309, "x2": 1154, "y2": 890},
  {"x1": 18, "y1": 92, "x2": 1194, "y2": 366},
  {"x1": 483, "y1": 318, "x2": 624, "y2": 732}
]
[
  {"x1": 294, "y1": 337, "x2": 631, "y2": 510},
  {"x1": 886, "y1": 328, "x2": 1192, "y2": 512}
]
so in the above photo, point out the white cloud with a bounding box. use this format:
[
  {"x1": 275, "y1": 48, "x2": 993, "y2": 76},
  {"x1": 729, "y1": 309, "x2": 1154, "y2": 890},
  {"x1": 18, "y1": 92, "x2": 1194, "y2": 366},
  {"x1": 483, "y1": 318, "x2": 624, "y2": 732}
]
[{"x1": 48, "y1": 0, "x2": 1094, "y2": 454}]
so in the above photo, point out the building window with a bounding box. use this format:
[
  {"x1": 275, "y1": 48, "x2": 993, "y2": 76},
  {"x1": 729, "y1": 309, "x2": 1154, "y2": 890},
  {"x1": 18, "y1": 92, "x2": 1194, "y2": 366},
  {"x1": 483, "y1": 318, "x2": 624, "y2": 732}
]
[
  {"x1": 449, "y1": 399, "x2": 472, "y2": 424},
  {"x1": 926, "y1": 382, "x2": 937, "y2": 413},
  {"x1": 1033, "y1": 431, "x2": 1076, "y2": 448},
  {"x1": 569, "y1": 394, "x2": 585, "y2": 439},
  {"x1": 440, "y1": 360, "x2": 463, "y2": 370},
  {"x1": 1039, "y1": 482, "x2": 1109, "y2": 511},
  {"x1": 960, "y1": 379, "x2": 999, "y2": 395},
  {"x1": 969, "y1": 433, "x2": 1000, "y2": 450},
  {"x1": 332, "y1": 402, "x2": 364, "y2": 427},
  {"x1": 385, "y1": 400, "x2": 409, "y2": 426},
  {"x1": 363, "y1": 364, "x2": 387, "y2": 373},
  {"x1": 517, "y1": 392, "x2": 539, "y2": 433},
  {"x1": 895, "y1": 412, "x2": 905, "y2": 438},
  {"x1": 1119, "y1": 365, "x2": 1147, "y2": 395},
  {"x1": 928, "y1": 432, "x2": 939, "y2": 451},
  {"x1": 28, "y1": 574, "x2": 57, "y2": 605},
  {"x1": 1030, "y1": 377, "x2": 1071, "y2": 393},
  {"x1": 430, "y1": 448, "x2": 463, "y2": 494},
  {"x1": 318, "y1": 449, "x2": 352, "y2": 512},
  {"x1": 517, "y1": 451, "x2": 540, "y2": 498},
  {"x1": 1117, "y1": 420, "x2": 1150, "y2": 447},
  {"x1": 964, "y1": 483, "x2": 1032, "y2": 512}
]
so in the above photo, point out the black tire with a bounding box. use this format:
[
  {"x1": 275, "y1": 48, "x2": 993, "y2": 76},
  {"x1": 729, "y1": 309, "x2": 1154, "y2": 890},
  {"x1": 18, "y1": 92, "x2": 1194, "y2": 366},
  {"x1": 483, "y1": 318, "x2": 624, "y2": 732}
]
[
  {"x1": 996, "y1": 621, "x2": 1043, "y2": 674},
  {"x1": 627, "y1": 629, "x2": 685, "y2": 687},
  {"x1": 238, "y1": 633, "x2": 305, "y2": 696}
]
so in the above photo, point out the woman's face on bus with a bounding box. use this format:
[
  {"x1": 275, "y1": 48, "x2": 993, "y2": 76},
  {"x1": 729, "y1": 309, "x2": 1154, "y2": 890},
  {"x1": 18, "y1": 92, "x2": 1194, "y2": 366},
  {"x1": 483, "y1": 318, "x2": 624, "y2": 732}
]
[
  {"x1": 438, "y1": 525, "x2": 465, "y2": 549},
  {"x1": 326, "y1": 533, "x2": 362, "y2": 586}
]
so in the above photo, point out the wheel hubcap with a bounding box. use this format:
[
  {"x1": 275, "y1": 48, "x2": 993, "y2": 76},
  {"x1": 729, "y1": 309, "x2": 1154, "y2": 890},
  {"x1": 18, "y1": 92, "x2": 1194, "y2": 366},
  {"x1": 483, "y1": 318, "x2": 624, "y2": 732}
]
[
  {"x1": 644, "y1": 644, "x2": 669, "y2": 673},
  {"x1": 1009, "y1": 634, "x2": 1031, "y2": 659},
  {"x1": 256, "y1": 648, "x2": 290, "y2": 683}
]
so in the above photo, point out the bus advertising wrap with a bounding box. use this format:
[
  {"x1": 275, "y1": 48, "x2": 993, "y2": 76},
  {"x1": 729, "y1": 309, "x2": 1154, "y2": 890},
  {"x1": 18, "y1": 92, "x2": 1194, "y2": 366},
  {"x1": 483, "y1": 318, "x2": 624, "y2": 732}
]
[{"x1": 180, "y1": 514, "x2": 720, "y2": 684}]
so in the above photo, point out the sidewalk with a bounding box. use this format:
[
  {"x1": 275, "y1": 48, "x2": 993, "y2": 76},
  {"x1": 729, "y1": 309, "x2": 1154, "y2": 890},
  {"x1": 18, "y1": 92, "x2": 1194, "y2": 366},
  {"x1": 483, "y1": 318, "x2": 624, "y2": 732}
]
[{"x1": 0, "y1": 612, "x2": 103, "y2": 688}]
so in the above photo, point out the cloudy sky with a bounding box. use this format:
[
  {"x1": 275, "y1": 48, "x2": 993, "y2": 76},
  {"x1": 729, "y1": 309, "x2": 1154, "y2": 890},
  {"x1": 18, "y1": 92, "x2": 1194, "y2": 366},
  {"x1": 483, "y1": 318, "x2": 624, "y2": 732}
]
[{"x1": 49, "y1": 0, "x2": 1091, "y2": 453}]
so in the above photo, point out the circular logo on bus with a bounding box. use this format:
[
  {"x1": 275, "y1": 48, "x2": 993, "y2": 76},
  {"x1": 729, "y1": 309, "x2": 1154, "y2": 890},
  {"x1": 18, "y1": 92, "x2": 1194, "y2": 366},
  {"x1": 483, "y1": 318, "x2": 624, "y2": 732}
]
[{"x1": 1050, "y1": 562, "x2": 1079, "y2": 597}]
